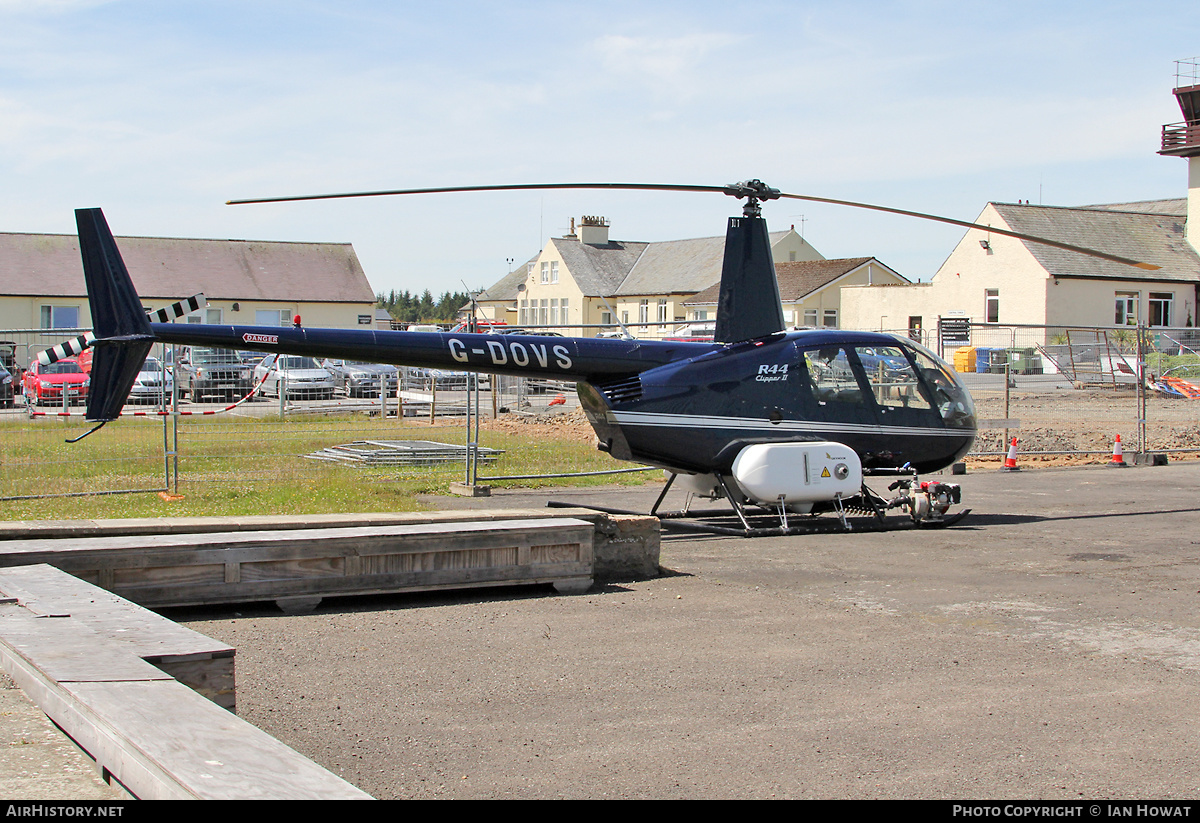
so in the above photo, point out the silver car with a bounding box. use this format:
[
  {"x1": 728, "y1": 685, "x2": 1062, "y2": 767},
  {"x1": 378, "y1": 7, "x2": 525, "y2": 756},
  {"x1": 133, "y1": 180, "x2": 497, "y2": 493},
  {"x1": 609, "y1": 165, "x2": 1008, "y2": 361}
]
[
  {"x1": 254, "y1": 354, "x2": 336, "y2": 400},
  {"x1": 128, "y1": 356, "x2": 173, "y2": 403},
  {"x1": 320, "y1": 359, "x2": 399, "y2": 398}
]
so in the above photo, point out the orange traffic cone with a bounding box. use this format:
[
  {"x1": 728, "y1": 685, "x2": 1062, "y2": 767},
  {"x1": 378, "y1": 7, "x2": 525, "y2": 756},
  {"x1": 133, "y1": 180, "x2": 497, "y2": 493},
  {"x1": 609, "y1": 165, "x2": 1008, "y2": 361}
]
[
  {"x1": 549, "y1": 393, "x2": 566, "y2": 406},
  {"x1": 1108, "y1": 434, "x2": 1128, "y2": 467},
  {"x1": 1001, "y1": 437, "x2": 1021, "y2": 471}
]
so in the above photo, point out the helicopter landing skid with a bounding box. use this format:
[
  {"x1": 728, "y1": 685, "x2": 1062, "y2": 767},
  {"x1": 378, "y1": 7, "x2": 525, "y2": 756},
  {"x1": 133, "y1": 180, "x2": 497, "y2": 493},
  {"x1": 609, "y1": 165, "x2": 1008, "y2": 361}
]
[{"x1": 546, "y1": 470, "x2": 970, "y2": 538}]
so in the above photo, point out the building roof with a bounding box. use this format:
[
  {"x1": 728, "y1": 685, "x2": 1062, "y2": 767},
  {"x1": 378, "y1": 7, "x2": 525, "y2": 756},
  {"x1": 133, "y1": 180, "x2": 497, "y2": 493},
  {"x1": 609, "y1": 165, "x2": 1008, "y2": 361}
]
[
  {"x1": 992, "y1": 200, "x2": 1199, "y2": 283},
  {"x1": 1075, "y1": 198, "x2": 1187, "y2": 216},
  {"x1": 552, "y1": 238, "x2": 649, "y2": 297},
  {"x1": 482, "y1": 228, "x2": 799, "y2": 301},
  {"x1": 683, "y1": 257, "x2": 896, "y2": 305},
  {"x1": 614, "y1": 231, "x2": 792, "y2": 297},
  {"x1": 0, "y1": 232, "x2": 376, "y2": 303},
  {"x1": 475, "y1": 260, "x2": 535, "y2": 303}
]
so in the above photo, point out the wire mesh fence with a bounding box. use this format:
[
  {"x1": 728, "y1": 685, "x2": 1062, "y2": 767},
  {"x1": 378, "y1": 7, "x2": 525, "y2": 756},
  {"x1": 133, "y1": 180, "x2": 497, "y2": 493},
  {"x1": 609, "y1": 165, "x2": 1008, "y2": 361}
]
[
  {"x1": 6, "y1": 322, "x2": 1200, "y2": 502},
  {"x1": 923, "y1": 321, "x2": 1200, "y2": 458}
]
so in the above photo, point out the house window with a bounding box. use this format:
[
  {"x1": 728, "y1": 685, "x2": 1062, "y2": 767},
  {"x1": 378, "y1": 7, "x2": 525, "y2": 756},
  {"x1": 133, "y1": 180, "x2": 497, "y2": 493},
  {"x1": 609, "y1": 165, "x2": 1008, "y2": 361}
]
[
  {"x1": 601, "y1": 311, "x2": 613, "y2": 326},
  {"x1": 823, "y1": 309, "x2": 838, "y2": 328},
  {"x1": 803, "y1": 309, "x2": 817, "y2": 327},
  {"x1": 550, "y1": 261, "x2": 559, "y2": 284},
  {"x1": 39, "y1": 305, "x2": 80, "y2": 329},
  {"x1": 657, "y1": 299, "x2": 668, "y2": 328},
  {"x1": 639, "y1": 300, "x2": 649, "y2": 324},
  {"x1": 519, "y1": 299, "x2": 528, "y2": 325},
  {"x1": 1149, "y1": 292, "x2": 1173, "y2": 327},
  {"x1": 550, "y1": 298, "x2": 559, "y2": 326},
  {"x1": 540, "y1": 262, "x2": 549, "y2": 284},
  {"x1": 621, "y1": 310, "x2": 629, "y2": 325},
  {"x1": 186, "y1": 308, "x2": 223, "y2": 324},
  {"x1": 1115, "y1": 292, "x2": 1138, "y2": 326},
  {"x1": 539, "y1": 299, "x2": 548, "y2": 326},
  {"x1": 985, "y1": 289, "x2": 1000, "y2": 324},
  {"x1": 255, "y1": 309, "x2": 289, "y2": 326},
  {"x1": 693, "y1": 309, "x2": 708, "y2": 321},
  {"x1": 560, "y1": 298, "x2": 568, "y2": 325}
]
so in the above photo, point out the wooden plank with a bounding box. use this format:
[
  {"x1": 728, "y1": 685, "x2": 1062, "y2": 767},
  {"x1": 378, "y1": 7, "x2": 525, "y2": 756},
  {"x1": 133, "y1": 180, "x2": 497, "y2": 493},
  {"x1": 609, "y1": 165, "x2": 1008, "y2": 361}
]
[
  {"x1": 0, "y1": 519, "x2": 594, "y2": 610},
  {"x1": 0, "y1": 606, "x2": 170, "y2": 684},
  {"x1": 0, "y1": 566, "x2": 235, "y2": 708},
  {"x1": 0, "y1": 567, "x2": 370, "y2": 799},
  {"x1": 0, "y1": 518, "x2": 591, "y2": 561},
  {"x1": 0, "y1": 566, "x2": 232, "y2": 661},
  {"x1": 64, "y1": 680, "x2": 370, "y2": 800},
  {"x1": 0, "y1": 509, "x2": 600, "y2": 541}
]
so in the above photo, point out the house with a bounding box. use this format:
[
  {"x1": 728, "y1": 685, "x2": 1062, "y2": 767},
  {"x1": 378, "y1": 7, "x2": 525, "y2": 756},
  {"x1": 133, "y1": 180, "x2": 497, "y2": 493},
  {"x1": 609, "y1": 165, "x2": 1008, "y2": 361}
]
[
  {"x1": 476, "y1": 215, "x2": 823, "y2": 337},
  {"x1": 0, "y1": 232, "x2": 378, "y2": 334},
  {"x1": 841, "y1": 199, "x2": 1198, "y2": 345},
  {"x1": 841, "y1": 67, "x2": 1200, "y2": 349},
  {"x1": 685, "y1": 257, "x2": 909, "y2": 332}
]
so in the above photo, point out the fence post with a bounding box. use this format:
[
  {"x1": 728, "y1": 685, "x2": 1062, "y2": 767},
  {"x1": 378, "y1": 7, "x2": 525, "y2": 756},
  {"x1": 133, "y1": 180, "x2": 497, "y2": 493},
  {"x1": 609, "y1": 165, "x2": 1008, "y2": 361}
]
[{"x1": 1137, "y1": 322, "x2": 1147, "y2": 453}]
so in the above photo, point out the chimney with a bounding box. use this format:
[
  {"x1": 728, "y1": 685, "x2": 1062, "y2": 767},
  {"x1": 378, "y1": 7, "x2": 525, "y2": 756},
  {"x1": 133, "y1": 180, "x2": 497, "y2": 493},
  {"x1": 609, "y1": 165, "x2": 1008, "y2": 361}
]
[
  {"x1": 1159, "y1": 58, "x2": 1200, "y2": 252},
  {"x1": 579, "y1": 215, "x2": 610, "y2": 246}
]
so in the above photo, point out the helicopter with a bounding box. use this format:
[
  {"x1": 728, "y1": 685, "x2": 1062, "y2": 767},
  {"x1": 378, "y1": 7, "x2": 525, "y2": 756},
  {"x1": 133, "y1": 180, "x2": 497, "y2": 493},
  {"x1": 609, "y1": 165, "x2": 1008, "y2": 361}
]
[{"x1": 47, "y1": 180, "x2": 1159, "y2": 536}]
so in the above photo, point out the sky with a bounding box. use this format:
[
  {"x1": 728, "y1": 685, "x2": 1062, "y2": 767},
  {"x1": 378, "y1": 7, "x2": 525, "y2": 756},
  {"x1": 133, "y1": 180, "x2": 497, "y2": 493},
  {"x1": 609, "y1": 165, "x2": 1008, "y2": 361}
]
[{"x1": 1, "y1": 0, "x2": 1197, "y2": 299}]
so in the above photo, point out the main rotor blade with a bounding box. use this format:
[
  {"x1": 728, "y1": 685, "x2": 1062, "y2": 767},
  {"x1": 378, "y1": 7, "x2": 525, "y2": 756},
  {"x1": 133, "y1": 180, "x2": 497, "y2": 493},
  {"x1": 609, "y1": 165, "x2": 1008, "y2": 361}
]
[
  {"x1": 226, "y1": 182, "x2": 731, "y2": 205},
  {"x1": 227, "y1": 181, "x2": 1160, "y2": 270},
  {"x1": 775, "y1": 191, "x2": 1161, "y2": 270}
]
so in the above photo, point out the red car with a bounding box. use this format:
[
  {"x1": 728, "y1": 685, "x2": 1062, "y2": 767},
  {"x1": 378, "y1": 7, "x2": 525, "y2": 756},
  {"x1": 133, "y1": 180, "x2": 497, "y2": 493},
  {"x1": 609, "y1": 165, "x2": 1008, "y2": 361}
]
[{"x1": 23, "y1": 357, "x2": 89, "y2": 406}]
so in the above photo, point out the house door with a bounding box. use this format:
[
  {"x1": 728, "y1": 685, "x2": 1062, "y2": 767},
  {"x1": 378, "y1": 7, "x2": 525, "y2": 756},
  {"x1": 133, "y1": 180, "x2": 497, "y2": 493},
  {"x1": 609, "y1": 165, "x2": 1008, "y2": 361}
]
[{"x1": 908, "y1": 316, "x2": 923, "y2": 344}]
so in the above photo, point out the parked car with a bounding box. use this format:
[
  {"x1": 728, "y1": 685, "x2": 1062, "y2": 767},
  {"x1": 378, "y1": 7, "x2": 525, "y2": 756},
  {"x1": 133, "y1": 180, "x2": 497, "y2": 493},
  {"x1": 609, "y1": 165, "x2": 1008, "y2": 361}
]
[
  {"x1": 0, "y1": 363, "x2": 13, "y2": 408},
  {"x1": 127, "y1": 356, "x2": 173, "y2": 403},
  {"x1": 237, "y1": 350, "x2": 268, "y2": 367},
  {"x1": 179, "y1": 347, "x2": 254, "y2": 402},
  {"x1": 487, "y1": 327, "x2": 565, "y2": 337},
  {"x1": 0, "y1": 342, "x2": 18, "y2": 401},
  {"x1": 254, "y1": 354, "x2": 336, "y2": 400},
  {"x1": 22, "y1": 358, "x2": 88, "y2": 406},
  {"x1": 403, "y1": 366, "x2": 469, "y2": 390},
  {"x1": 320, "y1": 359, "x2": 399, "y2": 398}
]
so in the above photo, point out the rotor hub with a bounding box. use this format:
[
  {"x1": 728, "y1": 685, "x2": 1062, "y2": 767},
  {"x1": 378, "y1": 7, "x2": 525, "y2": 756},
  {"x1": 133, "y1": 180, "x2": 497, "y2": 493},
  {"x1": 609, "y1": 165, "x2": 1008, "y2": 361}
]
[{"x1": 723, "y1": 179, "x2": 781, "y2": 217}]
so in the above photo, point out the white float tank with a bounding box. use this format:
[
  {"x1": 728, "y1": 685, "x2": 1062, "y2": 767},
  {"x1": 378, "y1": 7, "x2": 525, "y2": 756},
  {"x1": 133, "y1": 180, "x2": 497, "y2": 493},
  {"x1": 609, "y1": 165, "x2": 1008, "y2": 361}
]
[{"x1": 731, "y1": 442, "x2": 862, "y2": 506}]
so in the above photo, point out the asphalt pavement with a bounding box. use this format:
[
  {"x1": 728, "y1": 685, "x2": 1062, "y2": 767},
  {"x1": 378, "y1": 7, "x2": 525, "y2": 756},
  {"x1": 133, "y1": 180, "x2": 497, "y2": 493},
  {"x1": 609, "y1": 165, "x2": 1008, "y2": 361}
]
[
  {"x1": 8, "y1": 459, "x2": 1200, "y2": 799},
  {"x1": 174, "y1": 460, "x2": 1200, "y2": 799}
]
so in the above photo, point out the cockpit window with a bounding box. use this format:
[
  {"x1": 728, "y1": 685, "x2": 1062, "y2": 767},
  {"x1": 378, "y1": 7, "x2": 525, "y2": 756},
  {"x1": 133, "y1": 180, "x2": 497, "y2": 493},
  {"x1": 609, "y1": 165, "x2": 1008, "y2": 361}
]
[
  {"x1": 804, "y1": 346, "x2": 865, "y2": 406},
  {"x1": 906, "y1": 347, "x2": 976, "y2": 429},
  {"x1": 852, "y1": 345, "x2": 931, "y2": 411}
]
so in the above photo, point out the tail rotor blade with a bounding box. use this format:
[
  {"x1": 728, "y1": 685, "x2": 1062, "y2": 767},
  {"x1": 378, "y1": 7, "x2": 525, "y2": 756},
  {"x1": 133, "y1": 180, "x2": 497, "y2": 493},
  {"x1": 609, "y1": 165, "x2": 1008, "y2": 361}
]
[
  {"x1": 34, "y1": 293, "x2": 205, "y2": 366},
  {"x1": 37, "y1": 332, "x2": 96, "y2": 366},
  {"x1": 148, "y1": 293, "x2": 205, "y2": 324}
]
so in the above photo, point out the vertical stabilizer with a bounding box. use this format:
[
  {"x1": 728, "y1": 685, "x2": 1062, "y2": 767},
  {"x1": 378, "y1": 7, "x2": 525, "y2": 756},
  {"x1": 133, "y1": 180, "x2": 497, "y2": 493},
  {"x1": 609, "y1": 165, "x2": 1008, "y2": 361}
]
[
  {"x1": 74, "y1": 209, "x2": 154, "y2": 422},
  {"x1": 76, "y1": 209, "x2": 152, "y2": 339},
  {"x1": 713, "y1": 216, "x2": 785, "y2": 343}
]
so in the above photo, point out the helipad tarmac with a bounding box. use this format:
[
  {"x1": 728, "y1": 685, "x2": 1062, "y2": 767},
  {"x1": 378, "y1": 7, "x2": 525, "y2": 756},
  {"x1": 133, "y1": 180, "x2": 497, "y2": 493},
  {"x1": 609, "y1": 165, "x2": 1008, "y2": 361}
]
[{"x1": 9, "y1": 459, "x2": 1200, "y2": 799}]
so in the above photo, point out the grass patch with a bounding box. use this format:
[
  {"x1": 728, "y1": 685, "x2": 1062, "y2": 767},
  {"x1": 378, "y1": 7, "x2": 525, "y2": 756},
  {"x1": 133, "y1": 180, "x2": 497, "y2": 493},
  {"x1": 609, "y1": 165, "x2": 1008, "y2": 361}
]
[{"x1": 0, "y1": 413, "x2": 647, "y2": 520}]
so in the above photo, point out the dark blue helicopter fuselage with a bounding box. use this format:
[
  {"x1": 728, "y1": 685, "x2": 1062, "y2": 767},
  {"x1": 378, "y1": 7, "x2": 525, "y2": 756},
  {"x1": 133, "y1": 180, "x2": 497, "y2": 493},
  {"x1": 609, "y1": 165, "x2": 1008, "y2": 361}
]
[{"x1": 152, "y1": 323, "x2": 976, "y2": 476}]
